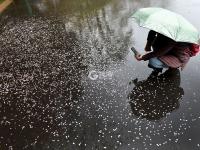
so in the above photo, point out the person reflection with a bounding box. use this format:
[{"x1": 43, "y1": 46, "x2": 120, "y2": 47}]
[{"x1": 128, "y1": 69, "x2": 184, "y2": 121}]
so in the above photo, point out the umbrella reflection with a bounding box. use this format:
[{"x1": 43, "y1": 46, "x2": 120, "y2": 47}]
[{"x1": 128, "y1": 69, "x2": 184, "y2": 121}]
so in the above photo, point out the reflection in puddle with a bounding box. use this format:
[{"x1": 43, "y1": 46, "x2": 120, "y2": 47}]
[
  {"x1": 129, "y1": 69, "x2": 184, "y2": 121},
  {"x1": 1, "y1": 0, "x2": 200, "y2": 149}
]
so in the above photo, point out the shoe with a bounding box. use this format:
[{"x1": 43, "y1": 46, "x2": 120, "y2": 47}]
[
  {"x1": 148, "y1": 70, "x2": 160, "y2": 79},
  {"x1": 148, "y1": 67, "x2": 163, "y2": 78},
  {"x1": 148, "y1": 64, "x2": 163, "y2": 73},
  {"x1": 155, "y1": 68, "x2": 163, "y2": 73}
]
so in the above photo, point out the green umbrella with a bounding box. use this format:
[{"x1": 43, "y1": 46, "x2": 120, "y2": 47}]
[{"x1": 132, "y1": 7, "x2": 200, "y2": 44}]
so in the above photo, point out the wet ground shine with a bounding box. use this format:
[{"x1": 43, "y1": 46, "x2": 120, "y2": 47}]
[{"x1": 1, "y1": 0, "x2": 200, "y2": 150}]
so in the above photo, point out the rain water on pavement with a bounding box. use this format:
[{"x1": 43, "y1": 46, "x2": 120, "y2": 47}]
[{"x1": 0, "y1": 0, "x2": 200, "y2": 149}]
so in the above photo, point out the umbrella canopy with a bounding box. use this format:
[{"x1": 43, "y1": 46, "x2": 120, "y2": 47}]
[{"x1": 132, "y1": 7, "x2": 200, "y2": 44}]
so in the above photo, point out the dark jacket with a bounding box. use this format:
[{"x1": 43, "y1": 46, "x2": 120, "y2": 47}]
[{"x1": 142, "y1": 30, "x2": 192, "y2": 68}]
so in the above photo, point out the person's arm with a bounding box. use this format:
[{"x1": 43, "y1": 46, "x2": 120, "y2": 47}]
[
  {"x1": 145, "y1": 30, "x2": 157, "y2": 52},
  {"x1": 147, "y1": 30, "x2": 157, "y2": 42},
  {"x1": 141, "y1": 39, "x2": 176, "y2": 61}
]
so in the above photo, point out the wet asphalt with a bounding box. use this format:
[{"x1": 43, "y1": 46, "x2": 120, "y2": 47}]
[{"x1": 0, "y1": 0, "x2": 200, "y2": 149}]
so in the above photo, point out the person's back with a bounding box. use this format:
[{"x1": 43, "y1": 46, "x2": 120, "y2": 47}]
[
  {"x1": 169, "y1": 42, "x2": 192, "y2": 63},
  {"x1": 151, "y1": 32, "x2": 174, "y2": 51},
  {"x1": 138, "y1": 30, "x2": 192, "y2": 70}
]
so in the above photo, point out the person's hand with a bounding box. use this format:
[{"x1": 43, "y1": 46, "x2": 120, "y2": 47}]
[{"x1": 135, "y1": 54, "x2": 143, "y2": 61}]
